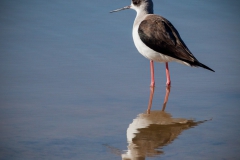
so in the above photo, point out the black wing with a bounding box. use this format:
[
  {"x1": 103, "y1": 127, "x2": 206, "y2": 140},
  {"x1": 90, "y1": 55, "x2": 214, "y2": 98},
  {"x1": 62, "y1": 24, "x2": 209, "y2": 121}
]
[{"x1": 138, "y1": 15, "x2": 214, "y2": 72}]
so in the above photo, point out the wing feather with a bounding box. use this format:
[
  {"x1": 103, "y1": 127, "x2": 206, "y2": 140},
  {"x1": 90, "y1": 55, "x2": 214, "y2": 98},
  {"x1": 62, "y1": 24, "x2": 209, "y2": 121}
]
[
  {"x1": 138, "y1": 15, "x2": 196, "y2": 64},
  {"x1": 138, "y1": 15, "x2": 215, "y2": 72}
]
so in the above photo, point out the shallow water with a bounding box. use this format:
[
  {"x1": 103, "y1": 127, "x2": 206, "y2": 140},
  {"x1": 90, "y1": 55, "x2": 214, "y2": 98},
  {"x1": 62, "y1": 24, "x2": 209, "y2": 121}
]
[{"x1": 0, "y1": 0, "x2": 240, "y2": 159}]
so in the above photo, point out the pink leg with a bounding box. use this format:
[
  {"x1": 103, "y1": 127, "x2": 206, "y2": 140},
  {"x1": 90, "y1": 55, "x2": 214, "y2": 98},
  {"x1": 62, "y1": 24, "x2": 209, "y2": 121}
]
[
  {"x1": 150, "y1": 60, "x2": 155, "y2": 87},
  {"x1": 165, "y1": 62, "x2": 171, "y2": 86}
]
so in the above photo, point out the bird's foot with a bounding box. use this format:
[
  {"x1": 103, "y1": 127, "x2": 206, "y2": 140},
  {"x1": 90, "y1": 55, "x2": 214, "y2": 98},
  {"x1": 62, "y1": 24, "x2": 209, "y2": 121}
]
[
  {"x1": 166, "y1": 81, "x2": 171, "y2": 86},
  {"x1": 150, "y1": 82, "x2": 155, "y2": 87}
]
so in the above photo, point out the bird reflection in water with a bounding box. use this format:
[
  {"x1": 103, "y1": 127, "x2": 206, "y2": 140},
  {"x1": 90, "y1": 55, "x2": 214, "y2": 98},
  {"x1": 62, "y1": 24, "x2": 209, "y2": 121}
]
[
  {"x1": 121, "y1": 86, "x2": 209, "y2": 160},
  {"x1": 104, "y1": 86, "x2": 209, "y2": 159}
]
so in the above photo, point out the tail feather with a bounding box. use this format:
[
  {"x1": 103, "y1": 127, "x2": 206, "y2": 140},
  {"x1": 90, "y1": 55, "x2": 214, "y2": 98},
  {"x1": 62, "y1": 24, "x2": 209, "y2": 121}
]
[{"x1": 196, "y1": 62, "x2": 215, "y2": 72}]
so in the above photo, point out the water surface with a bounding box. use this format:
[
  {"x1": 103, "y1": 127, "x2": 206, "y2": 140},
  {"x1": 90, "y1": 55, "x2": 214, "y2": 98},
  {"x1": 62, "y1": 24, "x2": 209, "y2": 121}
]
[{"x1": 0, "y1": 0, "x2": 240, "y2": 159}]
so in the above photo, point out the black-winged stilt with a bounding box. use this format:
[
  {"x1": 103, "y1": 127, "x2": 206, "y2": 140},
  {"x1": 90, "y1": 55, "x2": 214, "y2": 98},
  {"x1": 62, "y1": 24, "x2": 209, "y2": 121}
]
[{"x1": 110, "y1": 0, "x2": 214, "y2": 87}]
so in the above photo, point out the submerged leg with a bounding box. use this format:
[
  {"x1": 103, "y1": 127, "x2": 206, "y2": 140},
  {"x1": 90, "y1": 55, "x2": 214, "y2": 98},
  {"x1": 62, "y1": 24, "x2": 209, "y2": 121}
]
[
  {"x1": 147, "y1": 86, "x2": 155, "y2": 114},
  {"x1": 165, "y1": 62, "x2": 171, "y2": 86},
  {"x1": 150, "y1": 60, "x2": 155, "y2": 87},
  {"x1": 162, "y1": 85, "x2": 171, "y2": 111}
]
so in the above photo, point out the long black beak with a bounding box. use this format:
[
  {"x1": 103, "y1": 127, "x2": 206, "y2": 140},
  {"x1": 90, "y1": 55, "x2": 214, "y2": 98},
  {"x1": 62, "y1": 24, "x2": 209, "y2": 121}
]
[{"x1": 109, "y1": 6, "x2": 131, "y2": 13}]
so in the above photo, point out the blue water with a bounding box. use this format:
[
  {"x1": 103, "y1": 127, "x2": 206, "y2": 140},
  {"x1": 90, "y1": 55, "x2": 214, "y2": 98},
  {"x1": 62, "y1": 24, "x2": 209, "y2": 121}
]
[{"x1": 0, "y1": 0, "x2": 240, "y2": 159}]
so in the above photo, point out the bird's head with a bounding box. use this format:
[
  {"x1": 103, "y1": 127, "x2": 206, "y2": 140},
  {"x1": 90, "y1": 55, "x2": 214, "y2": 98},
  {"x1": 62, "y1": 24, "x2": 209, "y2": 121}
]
[{"x1": 110, "y1": 0, "x2": 153, "y2": 14}]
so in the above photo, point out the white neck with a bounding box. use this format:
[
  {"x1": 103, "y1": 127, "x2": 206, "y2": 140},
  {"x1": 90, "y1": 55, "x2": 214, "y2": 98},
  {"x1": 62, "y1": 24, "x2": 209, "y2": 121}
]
[{"x1": 132, "y1": 2, "x2": 154, "y2": 27}]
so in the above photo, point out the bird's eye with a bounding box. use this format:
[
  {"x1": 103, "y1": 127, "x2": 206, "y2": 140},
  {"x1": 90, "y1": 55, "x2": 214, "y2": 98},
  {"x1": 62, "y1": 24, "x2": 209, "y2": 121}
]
[{"x1": 132, "y1": 0, "x2": 140, "y2": 5}]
